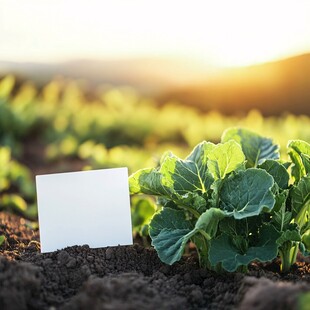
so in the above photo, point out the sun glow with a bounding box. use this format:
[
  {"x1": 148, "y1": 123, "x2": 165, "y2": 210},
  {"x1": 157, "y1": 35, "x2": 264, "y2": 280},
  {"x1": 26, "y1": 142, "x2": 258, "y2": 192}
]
[
  {"x1": 0, "y1": 0, "x2": 309, "y2": 67},
  {"x1": 206, "y1": 1, "x2": 310, "y2": 67}
]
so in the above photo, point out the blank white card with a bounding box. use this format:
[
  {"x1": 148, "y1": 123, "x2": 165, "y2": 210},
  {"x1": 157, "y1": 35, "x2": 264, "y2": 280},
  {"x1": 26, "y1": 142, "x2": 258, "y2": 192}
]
[{"x1": 36, "y1": 168, "x2": 133, "y2": 253}]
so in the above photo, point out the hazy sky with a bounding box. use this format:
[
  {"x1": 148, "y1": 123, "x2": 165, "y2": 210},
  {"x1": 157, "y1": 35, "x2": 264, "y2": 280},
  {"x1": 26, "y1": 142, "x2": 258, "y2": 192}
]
[{"x1": 1, "y1": 0, "x2": 310, "y2": 67}]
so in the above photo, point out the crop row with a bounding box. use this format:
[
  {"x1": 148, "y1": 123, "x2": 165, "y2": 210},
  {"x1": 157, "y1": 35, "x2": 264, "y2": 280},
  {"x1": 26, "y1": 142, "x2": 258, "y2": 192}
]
[{"x1": 0, "y1": 75, "x2": 309, "y2": 248}]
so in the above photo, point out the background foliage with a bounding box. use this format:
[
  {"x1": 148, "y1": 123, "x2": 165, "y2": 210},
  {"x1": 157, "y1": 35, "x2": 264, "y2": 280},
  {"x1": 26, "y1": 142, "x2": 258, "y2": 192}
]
[{"x1": 0, "y1": 75, "x2": 309, "y2": 227}]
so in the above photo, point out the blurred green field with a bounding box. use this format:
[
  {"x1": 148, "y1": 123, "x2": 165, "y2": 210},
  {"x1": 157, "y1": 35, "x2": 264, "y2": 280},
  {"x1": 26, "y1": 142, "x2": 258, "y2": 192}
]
[{"x1": 0, "y1": 75, "x2": 309, "y2": 222}]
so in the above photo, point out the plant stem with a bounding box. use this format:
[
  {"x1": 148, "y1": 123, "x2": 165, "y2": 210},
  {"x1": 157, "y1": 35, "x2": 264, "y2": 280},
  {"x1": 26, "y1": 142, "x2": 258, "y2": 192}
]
[
  {"x1": 179, "y1": 204, "x2": 200, "y2": 219},
  {"x1": 198, "y1": 229, "x2": 211, "y2": 240},
  {"x1": 212, "y1": 179, "x2": 223, "y2": 208},
  {"x1": 192, "y1": 233, "x2": 225, "y2": 273},
  {"x1": 291, "y1": 243, "x2": 299, "y2": 266},
  {"x1": 192, "y1": 234, "x2": 211, "y2": 269},
  {"x1": 279, "y1": 242, "x2": 299, "y2": 273},
  {"x1": 279, "y1": 249, "x2": 291, "y2": 273},
  {"x1": 236, "y1": 265, "x2": 248, "y2": 273}
]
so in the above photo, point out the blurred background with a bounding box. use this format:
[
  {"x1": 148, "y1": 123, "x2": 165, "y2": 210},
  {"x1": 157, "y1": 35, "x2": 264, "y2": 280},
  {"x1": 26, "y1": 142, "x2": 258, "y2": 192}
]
[{"x1": 0, "y1": 0, "x2": 309, "y2": 223}]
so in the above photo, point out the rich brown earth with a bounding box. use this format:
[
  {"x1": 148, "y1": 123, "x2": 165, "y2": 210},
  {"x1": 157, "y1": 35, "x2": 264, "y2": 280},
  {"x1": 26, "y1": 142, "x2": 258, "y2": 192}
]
[{"x1": 1, "y1": 212, "x2": 310, "y2": 310}]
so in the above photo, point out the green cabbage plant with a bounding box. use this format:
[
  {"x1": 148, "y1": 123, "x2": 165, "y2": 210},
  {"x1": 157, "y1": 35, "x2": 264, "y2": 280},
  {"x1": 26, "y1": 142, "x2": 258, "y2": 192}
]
[{"x1": 129, "y1": 128, "x2": 310, "y2": 273}]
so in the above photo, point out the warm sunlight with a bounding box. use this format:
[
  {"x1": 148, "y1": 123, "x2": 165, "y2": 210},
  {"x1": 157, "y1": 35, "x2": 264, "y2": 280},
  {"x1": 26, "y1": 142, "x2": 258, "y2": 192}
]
[
  {"x1": 209, "y1": 1, "x2": 310, "y2": 67},
  {"x1": 0, "y1": 0, "x2": 310, "y2": 67}
]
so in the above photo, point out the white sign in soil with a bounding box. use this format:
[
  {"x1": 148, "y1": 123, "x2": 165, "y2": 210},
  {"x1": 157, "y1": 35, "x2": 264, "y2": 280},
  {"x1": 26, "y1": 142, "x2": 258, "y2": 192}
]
[{"x1": 36, "y1": 167, "x2": 133, "y2": 253}]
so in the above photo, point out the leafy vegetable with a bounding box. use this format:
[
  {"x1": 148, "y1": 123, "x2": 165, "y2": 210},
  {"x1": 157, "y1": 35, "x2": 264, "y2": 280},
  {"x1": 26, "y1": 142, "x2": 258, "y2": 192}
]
[
  {"x1": 209, "y1": 225, "x2": 280, "y2": 272},
  {"x1": 131, "y1": 196, "x2": 157, "y2": 237},
  {"x1": 206, "y1": 140, "x2": 244, "y2": 179},
  {"x1": 222, "y1": 127, "x2": 279, "y2": 167},
  {"x1": 288, "y1": 140, "x2": 310, "y2": 182},
  {"x1": 218, "y1": 168, "x2": 275, "y2": 219},
  {"x1": 258, "y1": 160, "x2": 290, "y2": 190},
  {"x1": 129, "y1": 127, "x2": 310, "y2": 273}
]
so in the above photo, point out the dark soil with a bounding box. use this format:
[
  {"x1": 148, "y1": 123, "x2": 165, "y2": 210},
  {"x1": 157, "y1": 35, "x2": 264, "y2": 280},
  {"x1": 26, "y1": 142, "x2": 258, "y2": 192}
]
[{"x1": 1, "y1": 212, "x2": 310, "y2": 310}]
